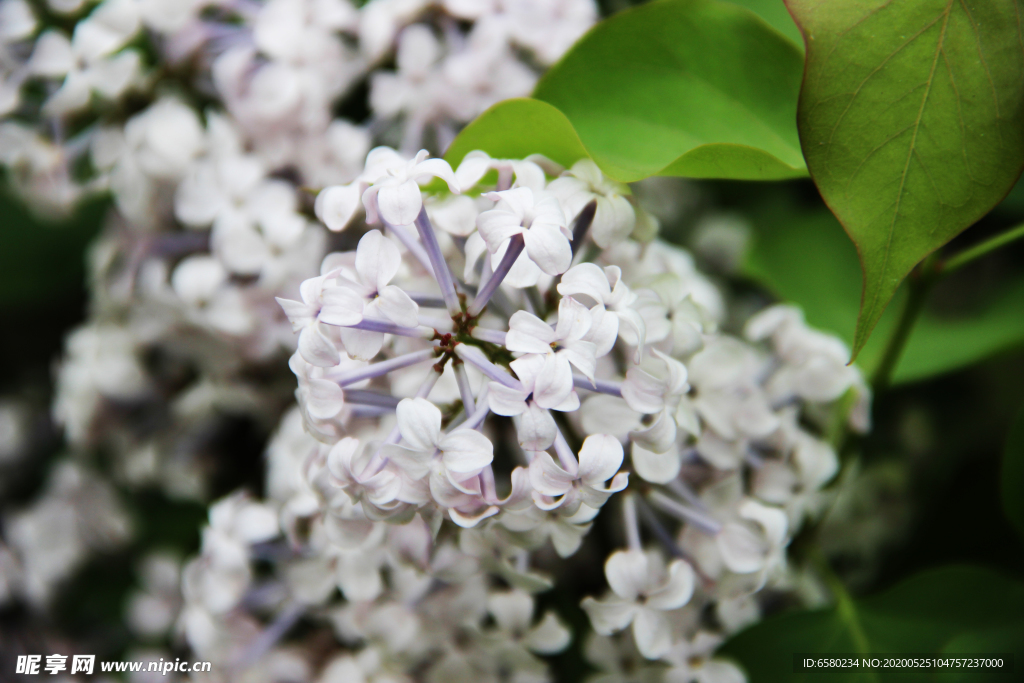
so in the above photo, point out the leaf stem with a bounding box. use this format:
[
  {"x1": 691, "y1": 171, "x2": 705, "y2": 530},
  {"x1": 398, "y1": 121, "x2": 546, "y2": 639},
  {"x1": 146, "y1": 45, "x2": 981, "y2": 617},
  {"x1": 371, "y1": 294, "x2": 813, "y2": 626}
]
[
  {"x1": 870, "y1": 253, "x2": 940, "y2": 393},
  {"x1": 940, "y1": 221, "x2": 1024, "y2": 275}
]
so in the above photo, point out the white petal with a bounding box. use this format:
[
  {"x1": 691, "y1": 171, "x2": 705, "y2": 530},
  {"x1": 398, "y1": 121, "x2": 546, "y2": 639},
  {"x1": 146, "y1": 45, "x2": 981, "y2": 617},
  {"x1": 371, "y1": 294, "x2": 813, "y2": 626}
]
[
  {"x1": 234, "y1": 504, "x2": 279, "y2": 543},
  {"x1": 376, "y1": 179, "x2": 423, "y2": 226},
  {"x1": 306, "y1": 379, "x2": 345, "y2": 420},
  {"x1": 319, "y1": 286, "x2": 365, "y2": 326},
  {"x1": 487, "y1": 186, "x2": 534, "y2": 214},
  {"x1": 524, "y1": 221, "x2": 572, "y2": 275},
  {"x1": 488, "y1": 382, "x2": 529, "y2": 416},
  {"x1": 380, "y1": 444, "x2": 431, "y2": 480},
  {"x1": 528, "y1": 451, "x2": 575, "y2": 497},
  {"x1": 739, "y1": 499, "x2": 788, "y2": 549},
  {"x1": 717, "y1": 523, "x2": 768, "y2": 574},
  {"x1": 413, "y1": 157, "x2": 460, "y2": 192},
  {"x1": 579, "y1": 472, "x2": 629, "y2": 509},
  {"x1": 338, "y1": 326, "x2": 384, "y2": 361},
  {"x1": 454, "y1": 151, "x2": 492, "y2": 190},
  {"x1": 213, "y1": 218, "x2": 268, "y2": 275},
  {"x1": 632, "y1": 608, "x2": 673, "y2": 659},
  {"x1": 428, "y1": 194, "x2": 478, "y2": 237},
  {"x1": 516, "y1": 401, "x2": 556, "y2": 450},
  {"x1": 298, "y1": 324, "x2": 341, "y2": 367},
  {"x1": 376, "y1": 285, "x2": 419, "y2": 327},
  {"x1": 590, "y1": 194, "x2": 636, "y2": 248},
  {"x1": 449, "y1": 505, "x2": 500, "y2": 528},
  {"x1": 653, "y1": 348, "x2": 689, "y2": 395},
  {"x1": 276, "y1": 297, "x2": 315, "y2": 330},
  {"x1": 631, "y1": 442, "x2": 682, "y2": 485},
  {"x1": 581, "y1": 597, "x2": 637, "y2": 635},
  {"x1": 604, "y1": 549, "x2": 648, "y2": 601},
  {"x1": 555, "y1": 296, "x2": 593, "y2": 342},
  {"x1": 336, "y1": 556, "x2": 382, "y2": 602},
  {"x1": 175, "y1": 164, "x2": 223, "y2": 226},
  {"x1": 630, "y1": 409, "x2": 679, "y2": 455},
  {"x1": 439, "y1": 429, "x2": 494, "y2": 473},
  {"x1": 557, "y1": 263, "x2": 611, "y2": 304},
  {"x1": 315, "y1": 184, "x2": 362, "y2": 232},
  {"x1": 499, "y1": 243, "x2": 543, "y2": 288},
  {"x1": 587, "y1": 305, "x2": 620, "y2": 358},
  {"x1": 550, "y1": 388, "x2": 581, "y2": 412},
  {"x1": 645, "y1": 560, "x2": 695, "y2": 610},
  {"x1": 559, "y1": 341, "x2": 597, "y2": 380},
  {"x1": 488, "y1": 590, "x2": 534, "y2": 633},
  {"x1": 355, "y1": 229, "x2": 401, "y2": 291},
  {"x1": 577, "y1": 434, "x2": 623, "y2": 485},
  {"x1": 524, "y1": 612, "x2": 572, "y2": 654},
  {"x1": 509, "y1": 353, "x2": 545, "y2": 388},
  {"x1": 28, "y1": 31, "x2": 74, "y2": 77},
  {"x1": 506, "y1": 311, "x2": 557, "y2": 353},
  {"x1": 622, "y1": 367, "x2": 667, "y2": 414},
  {"x1": 617, "y1": 308, "x2": 647, "y2": 354},
  {"x1": 327, "y1": 437, "x2": 360, "y2": 481},
  {"x1": 477, "y1": 209, "x2": 525, "y2": 252},
  {"x1": 580, "y1": 395, "x2": 642, "y2": 438},
  {"x1": 696, "y1": 660, "x2": 747, "y2": 683},
  {"x1": 550, "y1": 519, "x2": 590, "y2": 557},
  {"x1": 531, "y1": 354, "x2": 574, "y2": 410},
  {"x1": 675, "y1": 397, "x2": 701, "y2": 437},
  {"x1": 396, "y1": 397, "x2": 442, "y2": 452},
  {"x1": 173, "y1": 256, "x2": 226, "y2": 306}
]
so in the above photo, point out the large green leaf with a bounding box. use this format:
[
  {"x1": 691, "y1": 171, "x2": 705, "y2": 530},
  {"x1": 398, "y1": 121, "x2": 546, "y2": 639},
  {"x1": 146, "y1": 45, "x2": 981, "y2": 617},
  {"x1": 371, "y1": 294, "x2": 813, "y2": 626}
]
[
  {"x1": 444, "y1": 99, "x2": 589, "y2": 169},
  {"x1": 474, "y1": 0, "x2": 806, "y2": 182},
  {"x1": 741, "y1": 198, "x2": 1024, "y2": 384},
  {"x1": 721, "y1": 565, "x2": 1024, "y2": 681},
  {"x1": 786, "y1": 0, "x2": 1024, "y2": 361},
  {"x1": 1003, "y1": 406, "x2": 1024, "y2": 541},
  {"x1": 725, "y1": 0, "x2": 803, "y2": 48}
]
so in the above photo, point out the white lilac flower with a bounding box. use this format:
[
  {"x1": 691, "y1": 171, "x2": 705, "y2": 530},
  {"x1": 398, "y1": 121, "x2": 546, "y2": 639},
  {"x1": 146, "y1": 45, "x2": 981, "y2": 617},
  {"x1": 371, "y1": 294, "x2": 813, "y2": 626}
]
[
  {"x1": 582, "y1": 549, "x2": 696, "y2": 659},
  {"x1": 528, "y1": 434, "x2": 629, "y2": 513},
  {"x1": 548, "y1": 158, "x2": 637, "y2": 248},
  {"x1": 476, "y1": 186, "x2": 573, "y2": 277},
  {"x1": 316, "y1": 147, "x2": 460, "y2": 231},
  {"x1": 32, "y1": 0, "x2": 144, "y2": 116},
  {"x1": 382, "y1": 398, "x2": 495, "y2": 515},
  {"x1": 558, "y1": 262, "x2": 647, "y2": 354}
]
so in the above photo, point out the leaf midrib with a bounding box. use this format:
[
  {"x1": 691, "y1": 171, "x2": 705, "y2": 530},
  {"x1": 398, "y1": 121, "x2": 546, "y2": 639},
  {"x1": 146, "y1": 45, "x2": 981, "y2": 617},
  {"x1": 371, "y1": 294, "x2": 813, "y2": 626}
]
[{"x1": 867, "y1": 1, "x2": 954, "y2": 325}]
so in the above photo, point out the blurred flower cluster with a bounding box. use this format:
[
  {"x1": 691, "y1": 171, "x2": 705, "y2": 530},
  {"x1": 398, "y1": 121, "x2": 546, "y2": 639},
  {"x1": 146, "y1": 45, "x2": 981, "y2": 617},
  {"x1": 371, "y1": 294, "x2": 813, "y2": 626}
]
[{"x1": 0, "y1": 1, "x2": 873, "y2": 681}]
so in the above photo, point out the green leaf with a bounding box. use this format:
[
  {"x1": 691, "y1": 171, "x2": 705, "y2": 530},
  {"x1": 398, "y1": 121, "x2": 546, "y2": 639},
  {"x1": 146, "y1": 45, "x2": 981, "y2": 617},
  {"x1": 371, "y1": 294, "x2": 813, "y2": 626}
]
[
  {"x1": 895, "y1": 281, "x2": 1024, "y2": 384},
  {"x1": 740, "y1": 197, "x2": 1024, "y2": 384},
  {"x1": 786, "y1": 0, "x2": 1024, "y2": 361},
  {"x1": 721, "y1": 565, "x2": 1024, "y2": 682},
  {"x1": 446, "y1": 1, "x2": 807, "y2": 182},
  {"x1": 1003, "y1": 405, "x2": 1024, "y2": 541},
  {"x1": 725, "y1": 0, "x2": 803, "y2": 48},
  {"x1": 525, "y1": 0, "x2": 806, "y2": 182},
  {"x1": 444, "y1": 98, "x2": 589, "y2": 170}
]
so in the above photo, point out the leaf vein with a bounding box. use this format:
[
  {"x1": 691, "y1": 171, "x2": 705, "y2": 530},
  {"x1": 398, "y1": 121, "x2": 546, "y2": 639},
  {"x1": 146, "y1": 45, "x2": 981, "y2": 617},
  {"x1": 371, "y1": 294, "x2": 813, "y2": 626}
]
[{"x1": 825, "y1": 13, "x2": 944, "y2": 153}]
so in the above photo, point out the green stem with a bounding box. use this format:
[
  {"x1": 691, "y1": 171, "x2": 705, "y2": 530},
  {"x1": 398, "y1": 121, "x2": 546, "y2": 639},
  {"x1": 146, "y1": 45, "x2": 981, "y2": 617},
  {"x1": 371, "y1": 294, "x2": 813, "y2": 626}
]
[
  {"x1": 809, "y1": 547, "x2": 876, "y2": 670},
  {"x1": 940, "y1": 222, "x2": 1024, "y2": 275},
  {"x1": 870, "y1": 253, "x2": 940, "y2": 393}
]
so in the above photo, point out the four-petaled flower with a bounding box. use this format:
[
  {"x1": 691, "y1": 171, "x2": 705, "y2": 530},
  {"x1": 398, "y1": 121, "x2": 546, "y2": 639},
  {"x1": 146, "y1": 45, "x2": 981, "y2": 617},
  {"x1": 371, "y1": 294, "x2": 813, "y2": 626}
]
[
  {"x1": 582, "y1": 549, "x2": 696, "y2": 659},
  {"x1": 476, "y1": 186, "x2": 573, "y2": 276},
  {"x1": 383, "y1": 398, "x2": 495, "y2": 514},
  {"x1": 529, "y1": 434, "x2": 629, "y2": 513}
]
